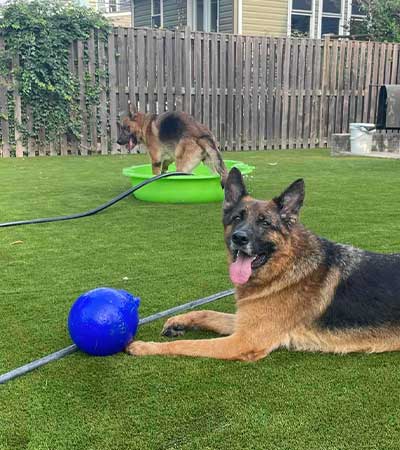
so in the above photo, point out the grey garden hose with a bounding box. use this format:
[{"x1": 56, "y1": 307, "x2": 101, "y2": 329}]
[
  {"x1": 0, "y1": 171, "x2": 234, "y2": 384},
  {"x1": 0, "y1": 289, "x2": 234, "y2": 384},
  {"x1": 0, "y1": 171, "x2": 191, "y2": 228}
]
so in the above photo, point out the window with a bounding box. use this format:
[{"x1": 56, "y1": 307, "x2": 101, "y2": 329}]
[
  {"x1": 98, "y1": 0, "x2": 131, "y2": 13},
  {"x1": 321, "y1": 16, "x2": 340, "y2": 34},
  {"x1": 289, "y1": 0, "x2": 313, "y2": 37},
  {"x1": 349, "y1": 0, "x2": 367, "y2": 35},
  {"x1": 323, "y1": 0, "x2": 341, "y2": 14},
  {"x1": 151, "y1": 0, "x2": 163, "y2": 28},
  {"x1": 320, "y1": 0, "x2": 342, "y2": 36},
  {"x1": 291, "y1": 15, "x2": 311, "y2": 35},
  {"x1": 210, "y1": 0, "x2": 218, "y2": 32},
  {"x1": 192, "y1": 0, "x2": 219, "y2": 32}
]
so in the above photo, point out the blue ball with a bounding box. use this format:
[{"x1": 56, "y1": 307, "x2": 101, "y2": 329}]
[{"x1": 68, "y1": 287, "x2": 140, "y2": 356}]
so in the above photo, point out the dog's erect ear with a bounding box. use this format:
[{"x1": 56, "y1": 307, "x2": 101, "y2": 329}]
[
  {"x1": 224, "y1": 168, "x2": 247, "y2": 209},
  {"x1": 128, "y1": 103, "x2": 137, "y2": 119},
  {"x1": 273, "y1": 179, "x2": 305, "y2": 226}
]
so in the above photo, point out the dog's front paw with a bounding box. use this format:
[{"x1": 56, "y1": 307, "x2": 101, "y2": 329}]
[
  {"x1": 125, "y1": 340, "x2": 158, "y2": 356},
  {"x1": 161, "y1": 317, "x2": 188, "y2": 338}
]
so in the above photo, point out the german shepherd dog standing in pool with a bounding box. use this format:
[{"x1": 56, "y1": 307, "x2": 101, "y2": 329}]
[
  {"x1": 117, "y1": 109, "x2": 227, "y2": 185},
  {"x1": 126, "y1": 168, "x2": 400, "y2": 361}
]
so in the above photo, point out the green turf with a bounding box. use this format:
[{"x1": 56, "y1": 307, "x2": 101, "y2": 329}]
[{"x1": 1, "y1": 150, "x2": 400, "y2": 450}]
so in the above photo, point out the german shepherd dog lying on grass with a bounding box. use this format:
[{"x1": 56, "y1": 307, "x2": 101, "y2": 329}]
[
  {"x1": 126, "y1": 168, "x2": 400, "y2": 361},
  {"x1": 117, "y1": 110, "x2": 227, "y2": 185}
]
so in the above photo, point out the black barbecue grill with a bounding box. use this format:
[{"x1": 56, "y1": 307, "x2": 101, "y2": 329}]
[{"x1": 376, "y1": 85, "x2": 400, "y2": 130}]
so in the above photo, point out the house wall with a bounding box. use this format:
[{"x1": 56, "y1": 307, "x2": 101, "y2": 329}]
[
  {"x1": 242, "y1": 0, "x2": 287, "y2": 36},
  {"x1": 134, "y1": 0, "x2": 152, "y2": 27},
  {"x1": 163, "y1": 0, "x2": 187, "y2": 29},
  {"x1": 219, "y1": 0, "x2": 234, "y2": 33},
  {"x1": 107, "y1": 12, "x2": 132, "y2": 27}
]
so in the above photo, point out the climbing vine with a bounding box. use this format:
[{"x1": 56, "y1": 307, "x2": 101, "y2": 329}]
[{"x1": 0, "y1": 0, "x2": 110, "y2": 146}]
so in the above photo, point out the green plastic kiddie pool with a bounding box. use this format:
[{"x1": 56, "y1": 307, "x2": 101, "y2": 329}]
[{"x1": 122, "y1": 160, "x2": 255, "y2": 204}]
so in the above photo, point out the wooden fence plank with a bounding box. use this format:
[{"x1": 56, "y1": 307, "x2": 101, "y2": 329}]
[
  {"x1": 281, "y1": 38, "x2": 290, "y2": 148},
  {"x1": 327, "y1": 39, "x2": 338, "y2": 141},
  {"x1": 234, "y1": 35, "x2": 243, "y2": 150},
  {"x1": 147, "y1": 29, "x2": 155, "y2": 113},
  {"x1": 362, "y1": 41, "x2": 374, "y2": 123},
  {"x1": 137, "y1": 29, "x2": 146, "y2": 113},
  {"x1": 107, "y1": 32, "x2": 119, "y2": 153},
  {"x1": 227, "y1": 34, "x2": 234, "y2": 150},
  {"x1": 184, "y1": 27, "x2": 192, "y2": 114},
  {"x1": 157, "y1": 31, "x2": 165, "y2": 114},
  {"x1": 319, "y1": 37, "x2": 329, "y2": 146},
  {"x1": 219, "y1": 34, "x2": 227, "y2": 150},
  {"x1": 165, "y1": 31, "x2": 174, "y2": 111},
  {"x1": 98, "y1": 37, "x2": 109, "y2": 155},
  {"x1": 203, "y1": 34, "x2": 210, "y2": 130},
  {"x1": 266, "y1": 38, "x2": 275, "y2": 149},
  {"x1": 289, "y1": 39, "x2": 299, "y2": 148},
  {"x1": 194, "y1": 32, "x2": 202, "y2": 121},
  {"x1": 369, "y1": 42, "x2": 380, "y2": 123},
  {"x1": 303, "y1": 40, "x2": 313, "y2": 147},
  {"x1": 356, "y1": 41, "x2": 366, "y2": 124},
  {"x1": 259, "y1": 38, "x2": 267, "y2": 150},
  {"x1": 211, "y1": 33, "x2": 218, "y2": 140},
  {"x1": 251, "y1": 37, "x2": 259, "y2": 150},
  {"x1": 243, "y1": 37, "x2": 251, "y2": 150},
  {"x1": 127, "y1": 28, "x2": 137, "y2": 110},
  {"x1": 88, "y1": 31, "x2": 98, "y2": 154},
  {"x1": 297, "y1": 39, "x2": 306, "y2": 147},
  {"x1": 174, "y1": 30, "x2": 183, "y2": 111}
]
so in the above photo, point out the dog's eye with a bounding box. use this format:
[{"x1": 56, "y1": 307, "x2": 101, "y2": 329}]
[
  {"x1": 259, "y1": 216, "x2": 271, "y2": 227},
  {"x1": 232, "y1": 215, "x2": 241, "y2": 224}
]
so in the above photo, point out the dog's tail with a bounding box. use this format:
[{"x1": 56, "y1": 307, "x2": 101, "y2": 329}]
[{"x1": 197, "y1": 134, "x2": 228, "y2": 188}]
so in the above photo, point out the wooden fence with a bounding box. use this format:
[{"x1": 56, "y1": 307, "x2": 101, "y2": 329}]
[{"x1": 1, "y1": 27, "x2": 400, "y2": 157}]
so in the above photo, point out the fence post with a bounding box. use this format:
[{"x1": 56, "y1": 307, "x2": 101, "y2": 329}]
[{"x1": 184, "y1": 27, "x2": 192, "y2": 114}]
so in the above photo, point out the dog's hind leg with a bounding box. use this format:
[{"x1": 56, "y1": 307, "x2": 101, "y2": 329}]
[
  {"x1": 161, "y1": 311, "x2": 235, "y2": 337},
  {"x1": 175, "y1": 139, "x2": 203, "y2": 173}
]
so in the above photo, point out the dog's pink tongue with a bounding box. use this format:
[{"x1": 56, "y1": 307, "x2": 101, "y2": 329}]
[{"x1": 229, "y1": 253, "x2": 254, "y2": 285}]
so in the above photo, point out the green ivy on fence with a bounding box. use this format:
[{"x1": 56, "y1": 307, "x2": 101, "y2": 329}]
[{"x1": 0, "y1": 0, "x2": 110, "y2": 149}]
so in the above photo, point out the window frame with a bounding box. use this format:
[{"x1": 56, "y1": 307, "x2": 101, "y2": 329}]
[
  {"x1": 98, "y1": 0, "x2": 131, "y2": 13},
  {"x1": 191, "y1": 0, "x2": 220, "y2": 32},
  {"x1": 151, "y1": 0, "x2": 163, "y2": 28},
  {"x1": 318, "y1": 0, "x2": 346, "y2": 37},
  {"x1": 288, "y1": 0, "x2": 316, "y2": 38}
]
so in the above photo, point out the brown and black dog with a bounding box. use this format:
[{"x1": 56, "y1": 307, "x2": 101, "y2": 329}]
[
  {"x1": 126, "y1": 168, "x2": 400, "y2": 361},
  {"x1": 117, "y1": 110, "x2": 227, "y2": 184}
]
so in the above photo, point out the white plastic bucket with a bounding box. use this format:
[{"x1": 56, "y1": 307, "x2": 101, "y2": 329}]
[{"x1": 350, "y1": 123, "x2": 376, "y2": 155}]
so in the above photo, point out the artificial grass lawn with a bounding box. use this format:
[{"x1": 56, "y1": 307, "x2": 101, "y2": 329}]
[{"x1": 1, "y1": 149, "x2": 400, "y2": 450}]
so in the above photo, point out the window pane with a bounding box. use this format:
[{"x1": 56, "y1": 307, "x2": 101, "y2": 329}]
[
  {"x1": 196, "y1": 0, "x2": 204, "y2": 31},
  {"x1": 291, "y1": 14, "x2": 310, "y2": 36},
  {"x1": 210, "y1": 0, "x2": 218, "y2": 32},
  {"x1": 321, "y1": 17, "x2": 340, "y2": 35},
  {"x1": 152, "y1": 15, "x2": 161, "y2": 28},
  {"x1": 152, "y1": 0, "x2": 161, "y2": 16},
  {"x1": 292, "y1": 0, "x2": 312, "y2": 11},
  {"x1": 109, "y1": 0, "x2": 117, "y2": 13},
  {"x1": 352, "y1": 0, "x2": 365, "y2": 16},
  {"x1": 323, "y1": 0, "x2": 341, "y2": 14}
]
